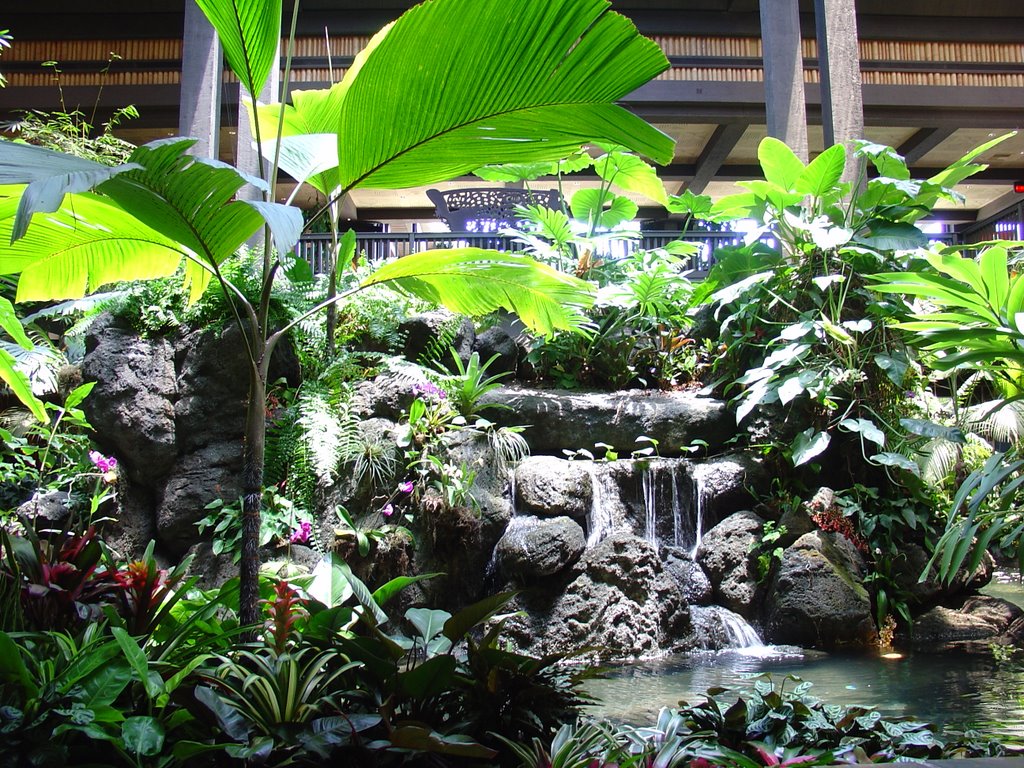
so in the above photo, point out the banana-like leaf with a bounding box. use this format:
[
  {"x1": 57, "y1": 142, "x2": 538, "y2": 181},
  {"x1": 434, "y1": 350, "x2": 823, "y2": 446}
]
[
  {"x1": 361, "y1": 248, "x2": 595, "y2": 338},
  {"x1": 0, "y1": 347, "x2": 47, "y2": 422},
  {"x1": 0, "y1": 142, "x2": 142, "y2": 244},
  {"x1": 335, "y1": 0, "x2": 673, "y2": 192},
  {"x1": 593, "y1": 149, "x2": 669, "y2": 205},
  {"x1": 0, "y1": 191, "x2": 187, "y2": 302},
  {"x1": 97, "y1": 138, "x2": 299, "y2": 301},
  {"x1": 195, "y1": 0, "x2": 281, "y2": 100},
  {"x1": 758, "y1": 137, "x2": 805, "y2": 192}
]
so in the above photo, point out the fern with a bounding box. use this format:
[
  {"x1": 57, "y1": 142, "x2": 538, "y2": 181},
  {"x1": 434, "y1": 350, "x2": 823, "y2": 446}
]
[{"x1": 417, "y1": 317, "x2": 464, "y2": 370}]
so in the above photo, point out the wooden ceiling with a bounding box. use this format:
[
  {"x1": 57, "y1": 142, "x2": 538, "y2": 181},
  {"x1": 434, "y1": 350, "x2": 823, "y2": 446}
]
[{"x1": 3, "y1": 1, "x2": 1023, "y2": 230}]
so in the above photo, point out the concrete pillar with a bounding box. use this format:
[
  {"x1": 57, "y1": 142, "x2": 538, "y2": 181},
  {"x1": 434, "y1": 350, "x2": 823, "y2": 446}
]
[
  {"x1": 178, "y1": 0, "x2": 222, "y2": 159},
  {"x1": 235, "y1": 45, "x2": 281, "y2": 203},
  {"x1": 814, "y1": 0, "x2": 865, "y2": 181},
  {"x1": 759, "y1": 0, "x2": 808, "y2": 162}
]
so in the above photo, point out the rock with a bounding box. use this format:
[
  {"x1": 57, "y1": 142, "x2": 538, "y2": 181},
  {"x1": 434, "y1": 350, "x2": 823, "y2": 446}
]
[
  {"x1": 474, "y1": 325, "x2": 521, "y2": 376},
  {"x1": 764, "y1": 531, "x2": 875, "y2": 648},
  {"x1": 495, "y1": 515, "x2": 585, "y2": 581},
  {"x1": 891, "y1": 544, "x2": 996, "y2": 610},
  {"x1": 478, "y1": 386, "x2": 732, "y2": 457},
  {"x1": 690, "y1": 454, "x2": 763, "y2": 530},
  {"x1": 157, "y1": 441, "x2": 242, "y2": 556},
  {"x1": 502, "y1": 533, "x2": 688, "y2": 658},
  {"x1": 350, "y1": 365, "x2": 433, "y2": 421},
  {"x1": 17, "y1": 490, "x2": 71, "y2": 527},
  {"x1": 911, "y1": 595, "x2": 1024, "y2": 651},
  {"x1": 664, "y1": 549, "x2": 713, "y2": 605},
  {"x1": 83, "y1": 315, "x2": 178, "y2": 486},
  {"x1": 400, "y1": 309, "x2": 475, "y2": 369},
  {"x1": 514, "y1": 456, "x2": 592, "y2": 519},
  {"x1": 696, "y1": 510, "x2": 765, "y2": 618}
]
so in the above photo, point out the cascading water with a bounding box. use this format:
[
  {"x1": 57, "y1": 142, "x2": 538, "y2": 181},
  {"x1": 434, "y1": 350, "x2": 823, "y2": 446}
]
[
  {"x1": 641, "y1": 464, "x2": 658, "y2": 547},
  {"x1": 585, "y1": 464, "x2": 615, "y2": 547},
  {"x1": 690, "y1": 472, "x2": 708, "y2": 558},
  {"x1": 689, "y1": 605, "x2": 765, "y2": 650}
]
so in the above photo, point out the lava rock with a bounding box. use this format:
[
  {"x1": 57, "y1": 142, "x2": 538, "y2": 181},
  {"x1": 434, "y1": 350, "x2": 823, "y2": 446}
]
[
  {"x1": 696, "y1": 510, "x2": 765, "y2": 618},
  {"x1": 514, "y1": 456, "x2": 593, "y2": 520},
  {"x1": 764, "y1": 530, "x2": 875, "y2": 648},
  {"x1": 495, "y1": 515, "x2": 586, "y2": 581}
]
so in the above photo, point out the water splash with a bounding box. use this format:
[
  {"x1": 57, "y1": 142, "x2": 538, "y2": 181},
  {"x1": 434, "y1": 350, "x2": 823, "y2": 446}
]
[{"x1": 689, "y1": 605, "x2": 764, "y2": 650}]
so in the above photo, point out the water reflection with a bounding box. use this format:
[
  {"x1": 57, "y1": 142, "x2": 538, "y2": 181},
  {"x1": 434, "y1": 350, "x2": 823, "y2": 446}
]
[{"x1": 586, "y1": 648, "x2": 1024, "y2": 737}]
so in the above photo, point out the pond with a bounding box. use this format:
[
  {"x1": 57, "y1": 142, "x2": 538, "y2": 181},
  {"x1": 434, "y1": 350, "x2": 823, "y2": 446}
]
[{"x1": 586, "y1": 573, "x2": 1024, "y2": 737}]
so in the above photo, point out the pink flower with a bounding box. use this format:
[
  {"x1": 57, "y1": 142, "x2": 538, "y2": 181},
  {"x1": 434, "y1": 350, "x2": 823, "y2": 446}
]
[
  {"x1": 412, "y1": 381, "x2": 446, "y2": 400},
  {"x1": 289, "y1": 520, "x2": 312, "y2": 544},
  {"x1": 382, "y1": 503, "x2": 394, "y2": 518},
  {"x1": 398, "y1": 481, "x2": 414, "y2": 493},
  {"x1": 89, "y1": 450, "x2": 117, "y2": 474}
]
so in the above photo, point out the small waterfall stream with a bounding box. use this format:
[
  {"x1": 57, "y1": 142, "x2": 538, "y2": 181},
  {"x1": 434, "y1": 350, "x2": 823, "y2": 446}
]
[
  {"x1": 641, "y1": 464, "x2": 658, "y2": 547},
  {"x1": 585, "y1": 464, "x2": 615, "y2": 547}
]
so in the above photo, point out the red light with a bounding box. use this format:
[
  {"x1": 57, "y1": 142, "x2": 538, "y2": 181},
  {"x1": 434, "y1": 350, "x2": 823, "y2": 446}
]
[{"x1": 1015, "y1": 182, "x2": 1024, "y2": 194}]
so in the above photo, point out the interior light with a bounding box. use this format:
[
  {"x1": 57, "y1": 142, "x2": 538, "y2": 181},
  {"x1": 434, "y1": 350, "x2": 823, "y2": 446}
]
[{"x1": 880, "y1": 652, "x2": 904, "y2": 660}]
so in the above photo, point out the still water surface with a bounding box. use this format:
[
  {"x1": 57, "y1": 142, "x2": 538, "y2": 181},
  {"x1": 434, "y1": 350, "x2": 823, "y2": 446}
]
[
  {"x1": 586, "y1": 646, "x2": 1024, "y2": 737},
  {"x1": 588, "y1": 572, "x2": 1024, "y2": 735}
]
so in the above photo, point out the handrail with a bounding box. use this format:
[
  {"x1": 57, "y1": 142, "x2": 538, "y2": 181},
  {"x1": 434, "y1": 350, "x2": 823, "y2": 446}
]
[{"x1": 296, "y1": 229, "x2": 960, "y2": 276}]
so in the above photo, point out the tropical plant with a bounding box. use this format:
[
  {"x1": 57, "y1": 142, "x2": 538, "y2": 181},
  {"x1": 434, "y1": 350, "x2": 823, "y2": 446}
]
[
  {"x1": 0, "y1": 0, "x2": 676, "y2": 625},
  {"x1": 690, "y1": 135, "x2": 1011, "y2": 475},
  {"x1": 868, "y1": 243, "x2": 1024, "y2": 580}
]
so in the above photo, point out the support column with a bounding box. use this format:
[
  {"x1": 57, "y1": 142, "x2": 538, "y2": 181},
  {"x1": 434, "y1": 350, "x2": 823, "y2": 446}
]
[
  {"x1": 179, "y1": 0, "x2": 222, "y2": 159},
  {"x1": 235, "y1": 45, "x2": 281, "y2": 203},
  {"x1": 759, "y1": 0, "x2": 808, "y2": 162},
  {"x1": 814, "y1": 0, "x2": 864, "y2": 182}
]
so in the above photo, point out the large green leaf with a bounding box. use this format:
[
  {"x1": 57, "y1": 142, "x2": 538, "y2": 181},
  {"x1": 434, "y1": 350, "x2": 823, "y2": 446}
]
[
  {"x1": 795, "y1": 144, "x2": 846, "y2": 198},
  {"x1": 97, "y1": 138, "x2": 301, "y2": 301},
  {"x1": 335, "y1": 0, "x2": 673, "y2": 192},
  {"x1": 195, "y1": 0, "x2": 281, "y2": 99},
  {"x1": 593, "y1": 149, "x2": 669, "y2": 205},
  {"x1": 362, "y1": 248, "x2": 595, "y2": 337},
  {"x1": 758, "y1": 137, "x2": 806, "y2": 192},
  {"x1": 0, "y1": 191, "x2": 187, "y2": 302}
]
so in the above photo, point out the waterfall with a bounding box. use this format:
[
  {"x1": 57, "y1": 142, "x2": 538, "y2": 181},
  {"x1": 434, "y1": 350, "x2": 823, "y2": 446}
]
[
  {"x1": 671, "y1": 466, "x2": 684, "y2": 548},
  {"x1": 641, "y1": 464, "x2": 658, "y2": 547},
  {"x1": 585, "y1": 464, "x2": 614, "y2": 547},
  {"x1": 689, "y1": 605, "x2": 765, "y2": 650},
  {"x1": 690, "y1": 473, "x2": 709, "y2": 558},
  {"x1": 720, "y1": 610, "x2": 763, "y2": 648}
]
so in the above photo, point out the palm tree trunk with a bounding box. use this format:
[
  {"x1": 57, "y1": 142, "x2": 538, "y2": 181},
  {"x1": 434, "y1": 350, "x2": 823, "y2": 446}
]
[{"x1": 239, "y1": 364, "x2": 267, "y2": 628}]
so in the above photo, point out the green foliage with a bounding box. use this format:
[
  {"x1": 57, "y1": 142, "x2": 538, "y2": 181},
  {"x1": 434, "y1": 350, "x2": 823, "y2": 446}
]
[
  {"x1": 749, "y1": 520, "x2": 787, "y2": 583},
  {"x1": 196, "y1": 488, "x2": 304, "y2": 562},
  {"x1": 527, "y1": 248, "x2": 702, "y2": 389},
  {"x1": 504, "y1": 676, "x2": 1013, "y2": 768},
  {"x1": 439, "y1": 349, "x2": 511, "y2": 419},
  {"x1": 692, "y1": 136, "x2": 1008, "y2": 476}
]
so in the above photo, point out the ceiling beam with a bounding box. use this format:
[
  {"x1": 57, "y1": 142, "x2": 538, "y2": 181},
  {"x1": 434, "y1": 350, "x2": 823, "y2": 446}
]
[
  {"x1": 684, "y1": 122, "x2": 749, "y2": 195},
  {"x1": 896, "y1": 127, "x2": 957, "y2": 164},
  {"x1": 974, "y1": 190, "x2": 1024, "y2": 223}
]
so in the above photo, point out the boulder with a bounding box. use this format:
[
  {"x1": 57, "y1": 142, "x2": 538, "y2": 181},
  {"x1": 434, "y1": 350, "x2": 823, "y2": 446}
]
[
  {"x1": 910, "y1": 595, "x2": 1024, "y2": 650},
  {"x1": 502, "y1": 533, "x2": 689, "y2": 658},
  {"x1": 474, "y1": 325, "x2": 521, "y2": 376},
  {"x1": 17, "y1": 490, "x2": 71, "y2": 528},
  {"x1": 495, "y1": 515, "x2": 585, "y2": 581},
  {"x1": 400, "y1": 309, "x2": 475, "y2": 369},
  {"x1": 83, "y1": 315, "x2": 178, "y2": 486},
  {"x1": 157, "y1": 441, "x2": 242, "y2": 556},
  {"x1": 696, "y1": 510, "x2": 765, "y2": 618},
  {"x1": 514, "y1": 456, "x2": 592, "y2": 519},
  {"x1": 764, "y1": 531, "x2": 875, "y2": 648},
  {"x1": 350, "y1": 365, "x2": 434, "y2": 421},
  {"x1": 664, "y1": 549, "x2": 713, "y2": 605},
  {"x1": 478, "y1": 386, "x2": 732, "y2": 457},
  {"x1": 690, "y1": 454, "x2": 763, "y2": 526}
]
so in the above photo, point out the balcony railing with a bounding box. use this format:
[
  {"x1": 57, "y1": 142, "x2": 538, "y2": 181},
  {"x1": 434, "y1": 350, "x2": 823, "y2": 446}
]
[
  {"x1": 296, "y1": 228, "x2": 961, "y2": 277},
  {"x1": 297, "y1": 230, "x2": 756, "y2": 277}
]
